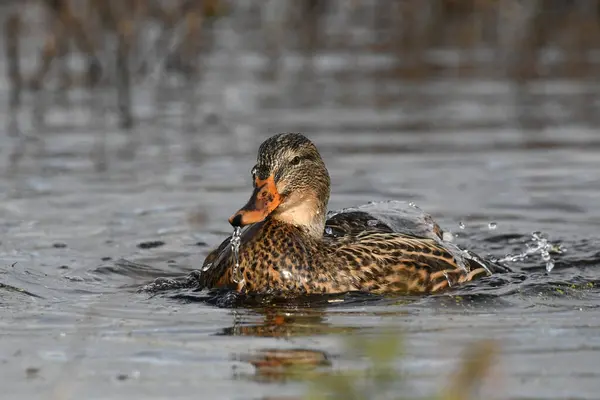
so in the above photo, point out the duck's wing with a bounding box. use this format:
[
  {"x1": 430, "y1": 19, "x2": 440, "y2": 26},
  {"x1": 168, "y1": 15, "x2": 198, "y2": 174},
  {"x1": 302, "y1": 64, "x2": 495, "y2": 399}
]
[
  {"x1": 199, "y1": 236, "x2": 233, "y2": 288},
  {"x1": 327, "y1": 201, "x2": 508, "y2": 276},
  {"x1": 325, "y1": 210, "x2": 394, "y2": 237},
  {"x1": 199, "y1": 222, "x2": 267, "y2": 289},
  {"x1": 334, "y1": 231, "x2": 490, "y2": 292},
  {"x1": 325, "y1": 200, "x2": 444, "y2": 240}
]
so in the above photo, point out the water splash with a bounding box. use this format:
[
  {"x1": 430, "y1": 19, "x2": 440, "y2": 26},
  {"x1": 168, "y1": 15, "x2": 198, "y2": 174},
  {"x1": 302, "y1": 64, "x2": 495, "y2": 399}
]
[
  {"x1": 461, "y1": 249, "x2": 492, "y2": 276},
  {"x1": 443, "y1": 271, "x2": 451, "y2": 287},
  {"x1": 442, "y1": 231, "x2": 454, "y2": 242},
  {"x1": 496, "y1": 231, "x2": 563, "y2": 272},
  {"x1": 488, "y1": 222, "x2": 497, "y2": 230},
  {"x1": 230, "y1": 227, "x2": 244, "y2": 284},
  {"x1": 458, "y1": 222, "x2": 466, "y2": 230},
  {"x1": 541, "y1": 251, "x2": 554, "y2": 272}
]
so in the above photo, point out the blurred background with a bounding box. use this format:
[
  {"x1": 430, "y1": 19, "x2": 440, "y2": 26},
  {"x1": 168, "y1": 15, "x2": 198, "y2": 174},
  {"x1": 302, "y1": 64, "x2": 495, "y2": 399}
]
[
  {"x1": 3, "y1": 0, "x2": 600, "y2": 145},
  {"x1": 2, "y1": 1, "x2": 600, "y2": 399}
]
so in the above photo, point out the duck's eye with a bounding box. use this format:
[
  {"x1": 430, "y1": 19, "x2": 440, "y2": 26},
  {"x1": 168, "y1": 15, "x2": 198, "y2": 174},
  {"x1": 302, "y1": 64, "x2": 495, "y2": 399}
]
[{"x1": 290, "y1": 156, "x2": 301, "y2": 166}]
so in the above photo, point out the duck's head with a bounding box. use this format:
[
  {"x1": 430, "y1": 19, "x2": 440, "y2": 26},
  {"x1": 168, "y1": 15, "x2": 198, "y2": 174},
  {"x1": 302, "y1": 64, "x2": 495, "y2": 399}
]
[{"x1": 228, "y1": 133, "x2": 331, "y2": 237}]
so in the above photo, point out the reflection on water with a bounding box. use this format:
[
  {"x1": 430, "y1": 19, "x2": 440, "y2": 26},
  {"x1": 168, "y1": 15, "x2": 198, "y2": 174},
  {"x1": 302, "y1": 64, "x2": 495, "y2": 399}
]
[
  {"x1": 236, "y1": 347, "x2": 331, "y2": 384},
  {"x1": 218, "y1": 308, "x2": 359, "y2": 338}
]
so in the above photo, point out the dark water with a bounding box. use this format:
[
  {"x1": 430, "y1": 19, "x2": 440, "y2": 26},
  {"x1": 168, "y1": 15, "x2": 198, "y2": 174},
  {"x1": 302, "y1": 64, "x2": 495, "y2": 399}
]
[{"x1": 2, "y1": 35, "x2": 600, "y2": 398}]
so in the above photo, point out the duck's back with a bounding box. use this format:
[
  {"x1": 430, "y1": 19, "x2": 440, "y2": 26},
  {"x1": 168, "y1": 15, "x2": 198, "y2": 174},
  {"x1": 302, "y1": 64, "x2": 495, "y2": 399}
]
[
  {"x1": 324, "y1": 201, "x2": 504, "y2": 282},
  {"x1": 325, "y1": 200, "x2": 446, "y2": 240}
]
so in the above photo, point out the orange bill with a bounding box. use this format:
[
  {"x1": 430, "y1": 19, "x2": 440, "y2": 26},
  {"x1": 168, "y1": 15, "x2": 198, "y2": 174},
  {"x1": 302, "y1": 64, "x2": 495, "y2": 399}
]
[{"x1": 229, "y1": 175, "x2": 282, "y2": 227}]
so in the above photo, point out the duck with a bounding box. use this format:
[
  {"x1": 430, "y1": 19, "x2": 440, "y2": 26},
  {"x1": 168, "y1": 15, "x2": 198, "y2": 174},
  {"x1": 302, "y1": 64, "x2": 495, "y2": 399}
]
[{"x1": 199, "y1": 133, "x2": 496, "y2": 295}]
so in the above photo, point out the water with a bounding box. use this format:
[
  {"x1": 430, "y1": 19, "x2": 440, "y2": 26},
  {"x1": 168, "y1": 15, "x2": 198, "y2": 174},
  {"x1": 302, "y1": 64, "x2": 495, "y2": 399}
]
[
  {"x1": 2, "y1": 21, "x2": 600, "y2": 400},
  {"x1": 4, "y1": 99, "x2": 600, "y2": 400},
  {"x1": 230, "y1": 226, "x2": 243, "y2": 285},
  {"x1": 496, "y1": 231, "x2": 563, "y2": 273}
]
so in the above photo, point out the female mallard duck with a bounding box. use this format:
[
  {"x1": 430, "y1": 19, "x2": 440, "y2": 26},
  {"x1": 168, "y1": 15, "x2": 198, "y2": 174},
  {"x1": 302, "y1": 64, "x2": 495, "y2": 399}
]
[{"x1": 200, "y1": 133, "x2": 495, "y2": 295}]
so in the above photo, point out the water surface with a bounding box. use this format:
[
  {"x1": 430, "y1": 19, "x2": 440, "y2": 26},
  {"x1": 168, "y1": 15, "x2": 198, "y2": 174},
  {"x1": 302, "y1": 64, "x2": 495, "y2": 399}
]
[{"x1": 2, "y1": 40, "x2": 600, "y2": 399}]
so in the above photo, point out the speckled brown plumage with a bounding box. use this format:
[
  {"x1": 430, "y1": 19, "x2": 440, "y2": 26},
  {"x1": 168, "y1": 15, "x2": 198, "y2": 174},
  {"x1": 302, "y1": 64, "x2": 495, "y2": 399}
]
[{"x1": 200, "y1": 133, "x2": 491, "y2": 295}]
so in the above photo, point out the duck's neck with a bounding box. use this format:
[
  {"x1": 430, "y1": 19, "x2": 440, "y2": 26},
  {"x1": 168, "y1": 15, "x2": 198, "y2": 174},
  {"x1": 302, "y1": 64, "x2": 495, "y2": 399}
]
[{"x1": 272, "y1": 193, "x2": 326, "y2": 239}]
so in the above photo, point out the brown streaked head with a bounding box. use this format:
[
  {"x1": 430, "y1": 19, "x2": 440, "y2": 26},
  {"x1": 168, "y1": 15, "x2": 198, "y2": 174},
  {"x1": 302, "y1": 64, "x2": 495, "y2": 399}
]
[{"x1": 228, "y1": 133, "x2": 330, "y2": 236}]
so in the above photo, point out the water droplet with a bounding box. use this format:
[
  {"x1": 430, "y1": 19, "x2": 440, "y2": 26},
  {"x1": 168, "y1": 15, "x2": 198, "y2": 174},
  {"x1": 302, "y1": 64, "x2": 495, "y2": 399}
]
[
  {"x1": 545, "y1": 259, "x2": 555, "y2": 272},
  {"x1": 541, "y1": 251, "x2": 551, "y2": 262},
  {"x1": 408, "y1": 202, "x2": 416, "y2": 208},
  {"x1": 458, "y1": 222, "x2": 465, "y2": 230},
  {"x1": 230, "y1": 227, "x2": 243, "y2": 283},
  {"x1": 202, "y1": 263, "x2": 213, "y2": 272},
  {"x1": 488, "y1": 222, "x2": 497, "y2": 230},
  {"x1": 367, "y1": 219, "x2": 378, "y2": 227},
  {"x1": 281, "y1": 270, "x2": 292, "y2": 280}
]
